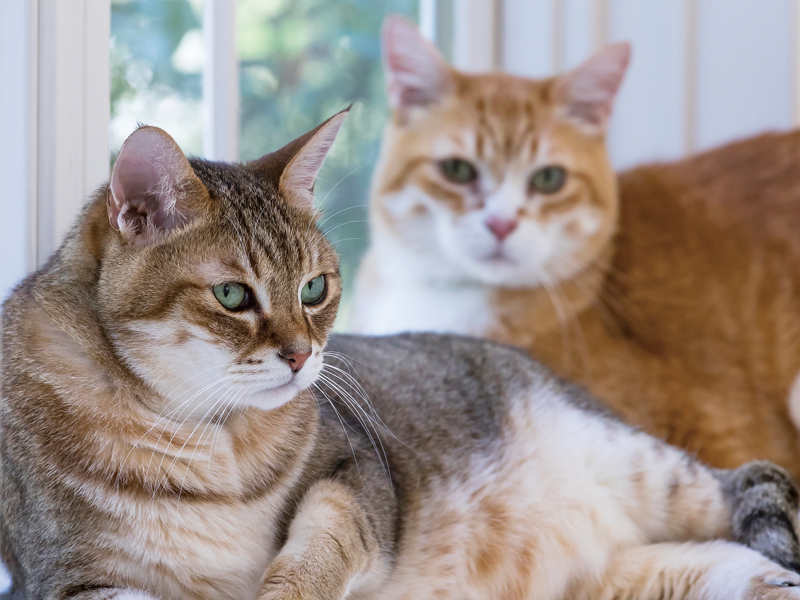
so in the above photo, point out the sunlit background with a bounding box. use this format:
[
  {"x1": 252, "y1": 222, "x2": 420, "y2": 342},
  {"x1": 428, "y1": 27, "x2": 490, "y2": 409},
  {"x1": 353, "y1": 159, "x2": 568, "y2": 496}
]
[{"x1": 3, "y1": 0, "x2": 800, "y2": 325}]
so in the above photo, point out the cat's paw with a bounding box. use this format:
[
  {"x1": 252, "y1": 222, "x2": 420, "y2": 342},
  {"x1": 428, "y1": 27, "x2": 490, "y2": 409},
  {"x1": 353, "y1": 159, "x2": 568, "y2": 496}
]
[
  {"x1": 742, "y1": 566, "x2": 800, "y2": 600},
  {"x1": 702, "y1": 554, "x2": 800, "y2": 600}
]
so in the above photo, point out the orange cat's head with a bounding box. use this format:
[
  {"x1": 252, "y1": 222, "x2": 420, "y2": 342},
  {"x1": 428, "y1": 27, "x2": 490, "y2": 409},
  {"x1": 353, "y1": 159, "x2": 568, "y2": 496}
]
[{"x1": 370, "y1": 16, "x2": 629, "y2": 287}]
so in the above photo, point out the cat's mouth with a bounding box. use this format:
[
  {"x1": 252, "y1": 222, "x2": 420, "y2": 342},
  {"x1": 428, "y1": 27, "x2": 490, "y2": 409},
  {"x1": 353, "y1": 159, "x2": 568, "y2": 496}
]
[
  {"x1": 481, "y1": 248, "x2": 516, "y2": 264},
  {"x1": 227, "y1": 372, "x2": 314, "y2": 412}
]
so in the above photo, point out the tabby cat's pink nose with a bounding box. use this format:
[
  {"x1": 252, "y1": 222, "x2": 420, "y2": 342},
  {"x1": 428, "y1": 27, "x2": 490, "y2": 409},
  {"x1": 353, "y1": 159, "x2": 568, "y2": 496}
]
[
  {"x1": 280, "y1": 350, "x2": 312, "y2": 373},
  {"x1": 485, "y1": 217, "x2": 518, "y2": 241}
]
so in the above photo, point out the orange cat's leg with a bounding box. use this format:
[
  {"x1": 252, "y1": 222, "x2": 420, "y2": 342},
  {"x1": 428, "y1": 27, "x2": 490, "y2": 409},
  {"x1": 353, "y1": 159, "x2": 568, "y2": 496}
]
[{"x1": 567, "y1": 541, "x2": 800, "y2": 600}]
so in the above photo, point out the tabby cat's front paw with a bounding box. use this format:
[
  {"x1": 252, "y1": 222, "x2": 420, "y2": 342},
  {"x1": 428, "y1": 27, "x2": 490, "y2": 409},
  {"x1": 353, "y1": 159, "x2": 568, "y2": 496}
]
[
  {"x1": 702, "y1": 556, "x2": 800, "y2": 600},
  {"x1": 741, "y1": 565, "x2": 800, "y2": 600},
  {"x1": 744, "y1": 571, "x2": 800, "y2": 600}
]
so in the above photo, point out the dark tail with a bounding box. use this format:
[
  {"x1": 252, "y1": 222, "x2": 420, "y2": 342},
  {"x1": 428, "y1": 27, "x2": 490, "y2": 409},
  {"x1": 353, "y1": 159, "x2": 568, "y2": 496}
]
[{"x1": 716, "y1": 460, "x2": 800, "y2": 573}]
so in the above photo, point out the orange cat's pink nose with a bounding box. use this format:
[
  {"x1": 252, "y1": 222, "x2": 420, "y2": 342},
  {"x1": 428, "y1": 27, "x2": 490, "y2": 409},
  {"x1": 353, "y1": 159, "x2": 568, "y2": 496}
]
[
  {"x1": 485, "y1": 217, "x2": 518, "y2": 241},
  {"x1": 280, "y1": 350, "x2": 312, "y2": 373}
]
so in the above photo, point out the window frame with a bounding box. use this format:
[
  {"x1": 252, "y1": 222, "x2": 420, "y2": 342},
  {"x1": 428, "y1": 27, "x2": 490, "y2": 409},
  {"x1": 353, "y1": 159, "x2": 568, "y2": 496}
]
[
  {"x1": 0, "y1": 0, "x2": 531, "y2": 301},
  {"x1": 0, "y1": 0, "x2": 110, "y2": 278}
]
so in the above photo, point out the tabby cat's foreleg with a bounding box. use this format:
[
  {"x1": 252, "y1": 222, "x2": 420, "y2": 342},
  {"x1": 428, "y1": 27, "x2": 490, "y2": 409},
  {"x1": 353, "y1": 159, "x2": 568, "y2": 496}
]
[
  {"x1": 259, "y1": 462, "x2": 395, "y2": 600},
  {"x1": 714, "y1": 461, "x2": 800, "y2": 573},
  {"x1": 567, "y1": 541, "x2": 800, "y2": 600}
]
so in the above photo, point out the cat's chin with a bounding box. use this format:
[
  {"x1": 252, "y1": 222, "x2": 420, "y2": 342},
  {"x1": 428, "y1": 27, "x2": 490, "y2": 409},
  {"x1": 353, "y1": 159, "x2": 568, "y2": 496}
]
[
  {"x1": 225, "y1": 351, "x2": 324, "y2": 412},
  {"x1": 459, "y1": 258, "x2": 546, "y2": 289},
  {"x1": 235, "y1": 370, "x2": 320, "y2": 412}
]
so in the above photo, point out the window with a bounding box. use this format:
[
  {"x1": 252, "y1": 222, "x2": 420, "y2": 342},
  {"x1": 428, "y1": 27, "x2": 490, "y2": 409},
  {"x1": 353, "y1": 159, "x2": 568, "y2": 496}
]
[
  {"x1": 111, "y1": 0, "x2": 205, "y2": 157},
  {"x1": 3, "y1": 0, "x2": 800, "y2": 309},
  {"x1": 235, "y1": 0, "x2": 419, "y2": 323}
]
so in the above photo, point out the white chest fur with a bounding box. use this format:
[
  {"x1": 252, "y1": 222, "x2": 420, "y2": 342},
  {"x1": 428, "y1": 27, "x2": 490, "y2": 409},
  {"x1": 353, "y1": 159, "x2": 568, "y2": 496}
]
[
  {"x1": 354, "y1": 279, "x2": 493, "y2": 337},
  {"x1": 352, "y1": 241, "x2": 495, "y2": 337}
]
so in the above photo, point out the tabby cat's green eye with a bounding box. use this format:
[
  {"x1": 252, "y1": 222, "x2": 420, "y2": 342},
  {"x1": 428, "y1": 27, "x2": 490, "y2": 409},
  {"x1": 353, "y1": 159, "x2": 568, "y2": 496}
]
[
  {"x1": 213, "y1": 283, "x2": 249, "y2": 311},
  {"x1": 530, "y1": 166, "x2": 567, "y2": 194},
  {"x1": 439, "y1": 158, "x2": 478, "y2": 184},
  {"x1": 301, "y1": 275, "x2": 327, "y2": 306}
]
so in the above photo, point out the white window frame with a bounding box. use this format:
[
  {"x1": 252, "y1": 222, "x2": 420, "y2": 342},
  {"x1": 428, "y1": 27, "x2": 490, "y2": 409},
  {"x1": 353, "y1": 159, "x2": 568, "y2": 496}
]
[
  {"x1": 0, "y1": 0, "x2": 110, "y2": 280},
  {"x1": 452, "y1": 0, "x2": 502, "y2": 72},
  {"x1": 203, "y1": 0, "x2": 239, "y2": 162}
]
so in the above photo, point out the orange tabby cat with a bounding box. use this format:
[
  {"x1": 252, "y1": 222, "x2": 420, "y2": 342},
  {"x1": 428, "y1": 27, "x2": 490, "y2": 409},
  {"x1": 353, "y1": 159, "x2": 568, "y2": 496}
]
[{"x1": 352, "y1": 16, "x2": 800, "y2": 479}]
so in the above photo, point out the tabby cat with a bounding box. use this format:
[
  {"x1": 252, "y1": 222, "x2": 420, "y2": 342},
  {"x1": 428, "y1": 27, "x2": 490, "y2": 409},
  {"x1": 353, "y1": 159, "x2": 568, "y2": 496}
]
[
  {"x1": 4, "y1": 110, "x2": 800, "y2": 600},
  {"x1": 353, "y1": 16, "x2": 800, "y2": 480}
]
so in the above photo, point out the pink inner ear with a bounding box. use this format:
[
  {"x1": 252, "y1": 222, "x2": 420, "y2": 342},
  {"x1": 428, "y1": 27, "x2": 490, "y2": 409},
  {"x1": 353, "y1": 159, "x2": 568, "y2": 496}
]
[
  {"x1": 556, "y1": 42, "x2": 631, "y2": 126},
  {"x1": 382, "y1": 15, "x2": 453, "y2": 108},
  {"x1": 109, "y1": 127, "x2": 191, "y2": 235}
]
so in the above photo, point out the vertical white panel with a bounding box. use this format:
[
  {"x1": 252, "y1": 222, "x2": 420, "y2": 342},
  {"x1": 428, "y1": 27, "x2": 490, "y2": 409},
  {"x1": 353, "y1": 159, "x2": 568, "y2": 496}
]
[
  {"x1": 695, "y1": 0, "x2": 794, "y2": 151},
  {"x1": 683, "y1": 0, "x2": 698, "y2": 154},
  {"x1": 794, "y1": 0, "x2": 800, "y2": 125},
  {"x1": 419, "y1": 0, "x2": 437, "y2": 40},
  {"x1": 502, "y1": 0, "x2": 557, "y2": 78},
  {"x1": 38, "y1": 0, "x2": 110, "y2": 261},
  {"x1": 0, "y1": 0, "x2": 36, "y2": 302},
  {"x1": 562, "y1": 0, "x2": 595, "y2": 69},
  {"x1": 606, "y1": 1, "x2": 688, "y2": 168},
  {"x1": 84, "y1": 0, "x2": 111, "y2": 197},
  {"x1": 204, "y1": 0, "x2": 240, "y2": 161},
  {"x1": 453, "y1": 0, "x2": 500, "y2": 71}
]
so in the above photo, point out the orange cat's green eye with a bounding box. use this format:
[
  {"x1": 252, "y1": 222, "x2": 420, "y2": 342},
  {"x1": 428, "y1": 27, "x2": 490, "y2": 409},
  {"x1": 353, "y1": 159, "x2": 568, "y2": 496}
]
[
  {"x1": 439, "y1": 158, "x2": 478, "y2": 184},
  {"x1": 530, "y1": 166, "x2": 567, "y2": 194}
]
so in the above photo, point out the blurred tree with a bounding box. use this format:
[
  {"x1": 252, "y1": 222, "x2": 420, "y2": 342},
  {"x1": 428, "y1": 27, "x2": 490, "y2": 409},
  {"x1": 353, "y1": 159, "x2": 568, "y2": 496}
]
[
  {"x1": 238, "y1": 0, "x2": 417, "y2": 324},
  {"x1": 111, "y1": 0, "x2": 203, "y2": 157}
]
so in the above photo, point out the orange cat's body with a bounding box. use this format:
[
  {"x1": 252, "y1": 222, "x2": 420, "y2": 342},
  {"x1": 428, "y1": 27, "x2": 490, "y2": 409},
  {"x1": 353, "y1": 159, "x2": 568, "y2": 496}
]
[
  {"x1": 491, "y1": 131, "x2": 800, "y2": 478},
  {"x1": 352, "y1": 20, "x2": 800, "y2": 479}
]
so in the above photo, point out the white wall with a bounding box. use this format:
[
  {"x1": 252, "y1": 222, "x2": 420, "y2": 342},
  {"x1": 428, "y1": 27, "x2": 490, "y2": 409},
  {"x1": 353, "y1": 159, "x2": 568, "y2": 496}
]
[
  {"x1": 0, "y1": 0, "x2": 109, "y2": 305},
  {"x1": 0, "y1": 0, "x2": 36, "y2": 303}
]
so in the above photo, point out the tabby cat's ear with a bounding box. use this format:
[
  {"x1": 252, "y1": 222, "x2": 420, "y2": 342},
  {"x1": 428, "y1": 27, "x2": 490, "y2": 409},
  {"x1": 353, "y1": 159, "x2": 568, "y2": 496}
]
[
  {"x1": 553, "y1": 42, "x2": 631, "y2": 130},
  {"x1": 249, "y1": 107, "x2": 349, "y2": 210},
  {"x1": 381, "y1": 15, "x2": 455, "y2": 111},
  {"x1": 108, "y1": 126, "x2": 209, "y2": 245}
]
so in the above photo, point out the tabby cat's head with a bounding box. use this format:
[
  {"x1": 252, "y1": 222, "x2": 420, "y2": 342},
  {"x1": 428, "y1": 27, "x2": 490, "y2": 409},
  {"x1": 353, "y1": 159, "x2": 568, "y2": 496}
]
[
  {"x1": 97, "y1": 111, "x2": 347, "y2": 415},
  {"x1": 372, "y1": 16, "x2": 629, "y2": 287}
]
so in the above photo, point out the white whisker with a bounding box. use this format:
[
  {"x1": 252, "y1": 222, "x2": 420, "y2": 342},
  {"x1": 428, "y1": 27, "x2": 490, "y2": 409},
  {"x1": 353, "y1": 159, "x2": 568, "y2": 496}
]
[
  {"x1": 315, "y1": 371, "x2": 392, "y2": 486},
  {"x1": 312, "y1": 382, "x2": 364, "y2": 484},
  {"x1": 305, "y1": 160, "x2": 371, "y2": 238}
]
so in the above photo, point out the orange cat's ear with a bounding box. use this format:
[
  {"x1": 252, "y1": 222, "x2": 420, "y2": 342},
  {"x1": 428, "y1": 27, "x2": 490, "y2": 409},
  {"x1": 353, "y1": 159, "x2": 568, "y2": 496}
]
[
  {"x1": 553, "y1": 42, "x2": 631, "y2": 130},
  {"x1": 382, "y1": 15, "x2": 455, "y2": 112},
  {"x1": 108, "y1": 126, "x2": 209, "y2": 245},
  {"x1": 249, "y1": 107, "x2": 350, "y2": 210}
]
